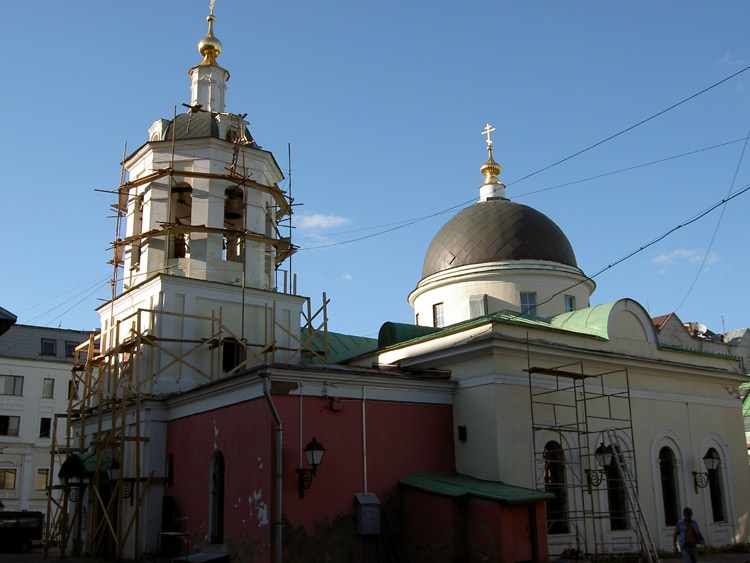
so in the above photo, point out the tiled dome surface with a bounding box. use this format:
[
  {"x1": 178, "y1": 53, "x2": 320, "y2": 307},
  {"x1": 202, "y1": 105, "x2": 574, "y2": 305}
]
[{"x1": 422, "y1": 199, "x2": 577, "y2": 278}]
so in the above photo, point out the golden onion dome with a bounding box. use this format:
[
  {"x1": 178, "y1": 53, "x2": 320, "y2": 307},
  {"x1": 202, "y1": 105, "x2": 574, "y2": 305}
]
[
  {"x1": 198, "y1": 10, "x2": 222, "y2": 65},
  {"x1": 480, "y1": 145, "x2": 502, "y2": 185}
]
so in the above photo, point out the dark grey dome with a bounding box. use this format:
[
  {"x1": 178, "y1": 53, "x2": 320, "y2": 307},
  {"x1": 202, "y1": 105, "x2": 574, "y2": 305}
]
[
  {"x1": 163, "y1": 112, "x2": 258, "y2": 146},
  {"x1": 422, "y1": 199, "x2": 577, "y2": 279}
]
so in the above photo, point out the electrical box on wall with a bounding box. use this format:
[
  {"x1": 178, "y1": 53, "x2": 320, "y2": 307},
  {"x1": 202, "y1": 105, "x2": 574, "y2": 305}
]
[{"x1": 354, "y1": 493, "x2": 381, "y2": 535}]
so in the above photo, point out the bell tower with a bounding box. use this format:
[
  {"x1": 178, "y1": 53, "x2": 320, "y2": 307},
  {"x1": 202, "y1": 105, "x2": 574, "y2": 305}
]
[{"x1": 101, "y1": 6, "x2": 305, "y2": 394}]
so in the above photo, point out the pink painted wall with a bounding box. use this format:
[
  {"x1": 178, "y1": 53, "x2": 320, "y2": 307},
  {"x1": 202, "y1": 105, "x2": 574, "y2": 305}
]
[
  {"x1": 403, "y1": 487, "x2": 551, "y2": 562},
  {"x1": 165, "y1": 398, "x2": 275, "y2": 555},
  {"x1": 165, "y1": 392, "x2": 454, "y2": 560},
  {"x1": 402, "y1": 487, "x2": 464, "y2": 562},
  {"x1": 465, "y1": 498, "x2": 549, "y2": 562}
]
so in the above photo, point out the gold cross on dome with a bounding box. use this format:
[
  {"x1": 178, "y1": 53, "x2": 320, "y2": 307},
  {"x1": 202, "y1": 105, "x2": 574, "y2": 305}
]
[{"x1": 481, "y1": 123, "x2": 496, "y2": 146}]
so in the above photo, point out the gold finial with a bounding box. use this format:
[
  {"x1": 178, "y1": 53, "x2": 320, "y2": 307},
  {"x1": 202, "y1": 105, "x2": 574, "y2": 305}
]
[
  {"x1": 198, "y1": 1, "x2": 223, "y2": 66},
  {"x1": 480, "y1": 123, "x2": 502, "y2": 184}
]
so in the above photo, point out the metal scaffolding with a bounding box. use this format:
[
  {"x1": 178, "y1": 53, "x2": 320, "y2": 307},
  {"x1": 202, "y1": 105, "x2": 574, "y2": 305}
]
[{"x1": 527, "y1": 359, "x2": 656, "y2": 560}]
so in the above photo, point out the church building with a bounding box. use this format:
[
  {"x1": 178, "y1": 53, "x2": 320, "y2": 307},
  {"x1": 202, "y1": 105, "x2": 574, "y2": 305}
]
[{"x1": 51, "y1": 7, "x2": 750, "y2": 563}]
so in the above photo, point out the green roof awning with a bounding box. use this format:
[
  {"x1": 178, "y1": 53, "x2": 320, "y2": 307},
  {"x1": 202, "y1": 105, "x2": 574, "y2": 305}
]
[
  {"x1": 399, "y1": 473, "x2": 554, "y2": 505},
  {"x1": 378, "y1": 322, "x2": 442, "y2": 349},
  {"x1": 58, "y1": 453, "x2": 116, "y2": 480}
]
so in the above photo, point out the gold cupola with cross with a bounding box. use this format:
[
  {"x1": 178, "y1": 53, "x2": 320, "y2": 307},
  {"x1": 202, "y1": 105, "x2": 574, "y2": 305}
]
[{"x1": 408, "y1": 123, "x2": 595, "y2": 327}]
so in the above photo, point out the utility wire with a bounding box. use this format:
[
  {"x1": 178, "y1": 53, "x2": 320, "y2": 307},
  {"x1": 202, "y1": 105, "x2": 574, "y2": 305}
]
[
  {"x1": 43, "y1": 281, "x2": 108, "y2": 329},
  {"x1": 24, "y1": 276, "x2": 110, "y2": 325},
  {"x1": 673, "y1": 126, "x2": 750, "y2": 312},
  {"x1": 514, "y1": 137, "x2": 747, "y2": 199},
  {"x1": 508, "y1": 65, "x2": 750, "y2": 187},
  {"x1": 15, "y1": 274, "x2": 110, "y2": 316},
  {"x1": 295, "y1": 66, "x2": 748, "y2": 251},
  {"x1": 297, "y1": 137, "x2": 747, "y2": 248},
  {"x1": 527, "y1": 181, "x2": 750, "y2": 316}
]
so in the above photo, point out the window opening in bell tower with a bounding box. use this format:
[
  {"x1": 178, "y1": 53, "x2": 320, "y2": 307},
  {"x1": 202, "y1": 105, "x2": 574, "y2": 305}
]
[
  {"x1": 223, "y1": 186, "x2": 244, "y2": 263},
  {"x1": 170, "y1": 184, "x2": 192, "y2": 259}
]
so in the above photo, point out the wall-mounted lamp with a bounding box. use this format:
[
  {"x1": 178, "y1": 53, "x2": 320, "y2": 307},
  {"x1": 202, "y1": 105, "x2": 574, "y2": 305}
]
[
  {"x1": 296, "y1": 437, "x2": 325, "y2": 499},
  {"x1": 108, "y1": 460, "x2": 144, "y2": 502},
  {"x1": 585, "y1": 443, "x2": 613, "y2": 487},
  {"x1": 692, "y1": 450, "x2": 720, "y2": 493}
]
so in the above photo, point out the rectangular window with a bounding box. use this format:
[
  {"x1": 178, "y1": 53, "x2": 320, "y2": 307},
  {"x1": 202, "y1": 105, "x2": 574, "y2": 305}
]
[
  {"x1": 521, "y1": 292, "x2": 537, "y2": 316},
  {"x1": 39, "y1": 417, "x2": 51, "y2": 438},
  {"x1": 432, "y1": 303, "x2": 445, "y2": 328},
  {"x1": 415, "y1": 313, "x2": 420, "y2": 326},
  {"x1": 41, "y1": 339, "x2": 56, "y2": 356},
  {"x1": 0, "y1": 468, "x2": 17, "y2": 489},
  {"x1": 564, "y1": 295, "x2": 575, "y2": 313},
  {"x1": 42, "y1": 378, "x2": 54, "y2": 399},
  {"x1": 65, "y1": 342, "x2": 77, "y2": 358},
  {"x1": 469, "y1": 295, "x2": 488, "y2": 319},
  {"x1": 0, "y1": 375, "x2": 23, "y2": 396},
  {"x1": 0, "y1": 415, "x2": 20, "y2": 436},
  {"x1": 36, "y1": 468, "x2": 49, "y2": 491}
]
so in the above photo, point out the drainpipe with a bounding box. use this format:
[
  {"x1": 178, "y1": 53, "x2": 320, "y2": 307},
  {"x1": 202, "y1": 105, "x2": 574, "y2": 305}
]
[{"x1": 260, "y1": 370, "x2": 282, "y2": 563}]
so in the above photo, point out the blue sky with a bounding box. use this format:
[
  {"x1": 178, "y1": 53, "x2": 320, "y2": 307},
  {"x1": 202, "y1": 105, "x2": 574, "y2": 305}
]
[{"x1": 1, "y1": 1, "x2": 748, "y2": 339}]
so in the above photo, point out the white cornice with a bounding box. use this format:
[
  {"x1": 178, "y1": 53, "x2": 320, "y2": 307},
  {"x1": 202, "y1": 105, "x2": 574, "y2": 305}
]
[
  {"x1": 455, "y1": 370, "x2": 742, "y2": 408},
  {"x1": 164, "y1": 366, "x2": 455, "y2": 420},
  {"x1": 375, "y1": 324, "x2": 747, "y2": 382},
  {"x1": 97, "y1": 273, "x2": 307, "y2": 313}
]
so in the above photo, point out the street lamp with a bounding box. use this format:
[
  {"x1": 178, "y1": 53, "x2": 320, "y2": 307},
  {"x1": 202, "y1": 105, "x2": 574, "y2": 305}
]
[
  {"x1": 296, "y1": 438, "x2": 326, "y2": 499},
  {"x1": 692, "y1": 450, "x2": 720, "y2": 493},
  {"x1": 586, "y1": 443, "x2": 612, "y2": 487}
]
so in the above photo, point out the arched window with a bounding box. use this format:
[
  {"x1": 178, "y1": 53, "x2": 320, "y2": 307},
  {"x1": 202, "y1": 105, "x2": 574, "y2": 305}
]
[
  {"x1": 543, "y1": 441, "x2": 569, "y2": 534},
  {"x1": 166, "y1": 454, "x2": 174, "y2": 488},
  {"x1": 210, "y1": 452, "x2": 225, "y2": 544},
  {"x1": 659, "y1": 446, "x2": 679, "y2": 525},
  {"x1": 605, "y1": 446, "x2": 628, "y2": 530},
  {"x1": 706, "y1": 448, "x2": 725, "y2": 522}
]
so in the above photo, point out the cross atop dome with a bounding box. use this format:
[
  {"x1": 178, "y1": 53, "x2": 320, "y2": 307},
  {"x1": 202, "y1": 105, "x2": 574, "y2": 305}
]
[{"x1": 481, "y1": 123, "x2": 496, "y2": 146}]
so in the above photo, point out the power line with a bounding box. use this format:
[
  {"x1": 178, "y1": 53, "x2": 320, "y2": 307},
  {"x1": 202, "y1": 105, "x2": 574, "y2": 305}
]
[
  {"x1": 24, "y1": 276, "x2": 110, "y2": 326},
  {"x1": 508, "y1": 65, "x2": 750, "y2": 187},
  {"x1": 295, "y1": 66, "x2": 748, "y2": 251},
  {"x1": 296, "y1": 137, "x2": 747, "y2": 249},
  {"x1": 673, "y1": 126, "x2": 750, "y2": 312},
  {"x1": 532, "y1": 180, "x2": 750, "y2": 314}
]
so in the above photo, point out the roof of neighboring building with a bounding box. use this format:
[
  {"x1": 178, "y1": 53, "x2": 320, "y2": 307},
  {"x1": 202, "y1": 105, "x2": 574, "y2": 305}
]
[
  {"x1": 0, "y1": 306, "x2": 17, "y2": 337},
  {"x1": 399, "y1": 472, "x2": 554, "y2": 504},
  {"x1": 0, "y1": 324, "x2": 92, "y2": 363},
  {"x1": 421, "y1": 199, "x2": 577, "y2": 279},
  {"x1": 651, "y1": 313, "x2": 673, "y2": 331},
  {"x1": 301, "y1": 328, "x2": 378, "y2": 364}
]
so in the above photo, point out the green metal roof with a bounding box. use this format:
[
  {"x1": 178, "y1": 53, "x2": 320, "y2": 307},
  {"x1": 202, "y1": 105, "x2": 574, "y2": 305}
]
[
  {"x1": 399, "y1": 473, "x2": 554, "y2": 505},
  {"x1": 741, "y1": 382, "x2": 750, "y2": 417},
  {"x1": 300, "y1": 328, "x2": 378, "y2": 364},
  {"x1": 378, "y1": 305, "x2": 616, "y2": 351},
  {"x1": 548, "y1": 301, "x2": 617, "y2": 339}
]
